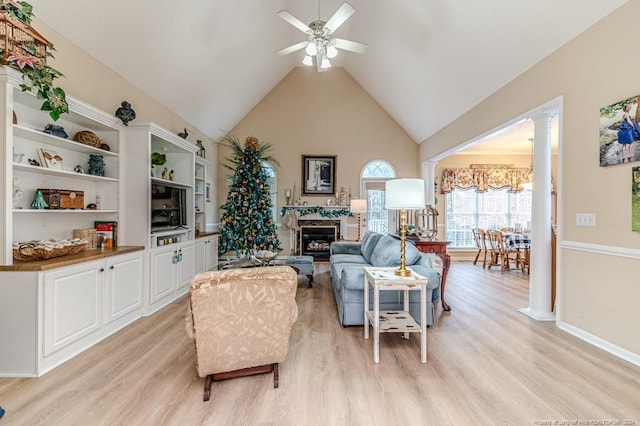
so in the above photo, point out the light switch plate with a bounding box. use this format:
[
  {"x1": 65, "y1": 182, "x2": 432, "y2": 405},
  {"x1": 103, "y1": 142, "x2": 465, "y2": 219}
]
[{"x1": 576, "y1": 213, "x2": 596, "y2": 227}]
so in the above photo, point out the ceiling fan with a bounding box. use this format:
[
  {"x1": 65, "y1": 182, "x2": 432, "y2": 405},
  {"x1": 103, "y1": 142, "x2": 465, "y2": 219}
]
[{"x1": 275, "y1": 2, "x2": 367, "y2": 72}]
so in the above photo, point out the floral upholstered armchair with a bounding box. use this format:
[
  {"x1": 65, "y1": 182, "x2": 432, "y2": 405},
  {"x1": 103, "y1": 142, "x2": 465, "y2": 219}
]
[{"x1": 185, "y1": 266, "x2": 298, "y2": 401}]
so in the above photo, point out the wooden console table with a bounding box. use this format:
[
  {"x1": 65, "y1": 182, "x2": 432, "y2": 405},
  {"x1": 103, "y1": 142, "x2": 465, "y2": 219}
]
[{"x1": 414, "y1": 240, "x2": 452, "y2": 311}]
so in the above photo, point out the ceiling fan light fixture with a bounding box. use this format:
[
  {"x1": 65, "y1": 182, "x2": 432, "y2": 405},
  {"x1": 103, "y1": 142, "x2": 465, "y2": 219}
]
[
  {"x1": 305, "y1": 42, "x2": 318, "y2": 56},
  {"x1": 321, "y1": 57, "x2": 331, "y2": 69},
  {"x1": 326, "y1": 44, "x2": 338, "y2": 58},
  {"x1": 302, "y1": 55, "x2": 313, "y2": 66}
]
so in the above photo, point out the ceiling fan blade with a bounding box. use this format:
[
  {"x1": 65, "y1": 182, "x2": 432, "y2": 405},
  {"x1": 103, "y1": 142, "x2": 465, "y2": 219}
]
[
  {"x1": 275, "y1": 41, "x2": 308, "y2": 56},
  {"x1": 324, "y1": 2, "x2": 355, "y2": 33},
  {"x1": 333, "y1": 38, "x2": 368, "y2": 54},
  {"x1": 277, "y1": 10, "x2": 312, "y2": 33}
]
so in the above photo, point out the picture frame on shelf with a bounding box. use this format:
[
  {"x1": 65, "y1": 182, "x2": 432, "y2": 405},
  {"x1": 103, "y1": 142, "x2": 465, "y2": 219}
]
[
  {"x1": 206, "y1": 183, "x2": 211, "y2": 202},
  {"x1": 39, "y1": 148, "x2": 63, "y2": 170},
  {"x1": 302, "y1": 155, "x2": 336, "y2": 195}
]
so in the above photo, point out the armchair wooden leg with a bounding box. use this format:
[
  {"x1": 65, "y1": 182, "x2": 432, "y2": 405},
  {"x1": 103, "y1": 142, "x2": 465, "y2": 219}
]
[
  {"x1": 204, "y1": 375, "x2": 213, "y2": 402},
  {"x1": 273, "y1": 363, "x2": 279, "y2": 389}
]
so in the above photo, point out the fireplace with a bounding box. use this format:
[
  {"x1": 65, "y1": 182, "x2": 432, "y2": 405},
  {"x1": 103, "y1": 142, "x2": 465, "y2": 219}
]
[{"x1": 298, "y1": 220, "x2": 339, "y2": 260}]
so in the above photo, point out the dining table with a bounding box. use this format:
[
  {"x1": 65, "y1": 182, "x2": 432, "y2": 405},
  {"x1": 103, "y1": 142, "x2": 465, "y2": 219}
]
[
  {"x1": 502, "y1": 232, "x2": 531, "y2": 273},
  {"x1": 503, "y1": 232, "x2": 531, "y2": 249}
]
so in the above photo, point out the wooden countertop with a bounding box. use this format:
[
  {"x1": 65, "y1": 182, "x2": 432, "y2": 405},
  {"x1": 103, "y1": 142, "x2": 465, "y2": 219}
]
[
  {"x1": 0, "y1": 246, "x2": 145, "y2": 272},
  {"x1": 195, "y1": 232, "x2": 219, "y2": 239}
]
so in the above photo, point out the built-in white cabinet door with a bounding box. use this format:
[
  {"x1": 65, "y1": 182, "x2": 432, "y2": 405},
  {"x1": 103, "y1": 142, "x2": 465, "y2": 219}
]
[
  {"x1": 194, "y1": 239, "x2": 206, "y2": 275},
  {"x1": 205, "y1": 236, "x2": 218, "y2": 271},
  {"x1": 150, "y1": 247, "x2": 177, "y2": 303},
  {"x1": 43, "y1": 260, "x2": 103, "y2": 357},
  {"x1": 177, "y1": 243, "x2": 195, "y2": 289},
  {"x1": 104, "y1": 253, "x2": 143, "y2": 324}
]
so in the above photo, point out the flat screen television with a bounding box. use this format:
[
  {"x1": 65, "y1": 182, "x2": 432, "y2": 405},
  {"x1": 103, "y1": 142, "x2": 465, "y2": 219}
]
[{"x1": 150, "y1": 183, "x2": 188, "y2": 232}]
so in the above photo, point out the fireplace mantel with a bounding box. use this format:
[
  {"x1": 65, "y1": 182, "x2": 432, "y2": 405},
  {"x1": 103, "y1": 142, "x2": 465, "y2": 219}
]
[
  {"x1": 282, "y1": 206, "x2": 351, "y2": 255},
  {"x1": 281, "y1": 205, "x2": 352, "y2": 219}
]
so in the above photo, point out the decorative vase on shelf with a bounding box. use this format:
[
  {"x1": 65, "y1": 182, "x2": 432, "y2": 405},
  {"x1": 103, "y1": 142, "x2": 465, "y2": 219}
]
[
  {"x1": 31, "y1": 190, "x2": 48, "y2": 209},
  {"x1": 42, "y1": 124, "x2": 68, "y2": 139}
]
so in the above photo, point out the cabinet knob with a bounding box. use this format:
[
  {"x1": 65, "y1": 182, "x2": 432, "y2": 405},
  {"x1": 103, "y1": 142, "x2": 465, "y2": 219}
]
[
  {"x1": 99, "y1": 268, "x2": 105, "y2": 272},
  {"x1": 110, "y1": 265, "x2": 114, "y2": 270}
]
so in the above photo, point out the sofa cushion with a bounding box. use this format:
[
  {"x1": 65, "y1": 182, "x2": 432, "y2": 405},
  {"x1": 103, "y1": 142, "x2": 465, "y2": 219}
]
[
  {"x1": 330, "y1": 253, "x2": 368, "y2": 265},
  {"x1": 360, "y1": 231, "x2": 383, "y2": 263},
  {"x1": 369, "y1": 234, "x2": 420, "y2": 267}
]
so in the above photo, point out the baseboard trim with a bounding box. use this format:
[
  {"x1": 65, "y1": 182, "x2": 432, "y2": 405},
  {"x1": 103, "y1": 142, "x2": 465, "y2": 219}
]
[
  {"x1": 557, "y1": 320, "x2": 640, "y2": 367},
  {"x1": 518, "y1": 307, "x2": 555, "y2": 321}
]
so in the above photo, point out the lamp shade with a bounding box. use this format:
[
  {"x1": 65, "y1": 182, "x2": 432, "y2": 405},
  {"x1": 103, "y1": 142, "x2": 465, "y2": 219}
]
[
  {"x1": 385, "y1": 178, "x2": 425, "y2": 209},
  {"x1": 350, "y1": 199, "x2": 367, "y2": 213}
]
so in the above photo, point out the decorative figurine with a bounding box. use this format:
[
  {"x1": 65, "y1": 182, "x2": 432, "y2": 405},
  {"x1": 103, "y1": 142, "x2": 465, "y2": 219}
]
[
  {"x1": 162, "y1": 167, "x2": 169, "y2": 179},
  {"x1": 42, "y1": 124, "x2": 68, "y2": 139},
  {"x1": 88, "y1": 154, "x2": 105, "y2": 176},
  {"x1": 196, "y1": 139, "x2": 205, "y2": 158},
  {"x1": 74, "y1": 165, "x2": 85, "y2": 174},
  {"x1": 177, "y1": 128, "x2": 189, "y2": 139},
  {"x1": 115, "y1": 101, "x2": 136, "y2": 126},
  {"x1": 169, "y1": 169, "x2": 175, "y2": 181},
  {"x1": 31, "y1": 190, "x2": 48, "y2": 209},
  {"x1": 337, "y1": 186, "x2": 348, "y2": 206},
  {"x1": 13, "y1": 177, "x2": 23, "y2": 206},
  {"x1": 28, "y1": 158, "x2": 40, "y2": 167}
]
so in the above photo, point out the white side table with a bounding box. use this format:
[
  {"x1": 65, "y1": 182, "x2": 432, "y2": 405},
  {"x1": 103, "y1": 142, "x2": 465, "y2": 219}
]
[{"x1": 363, "y1": 266, "x2": 428, "y2": 363}]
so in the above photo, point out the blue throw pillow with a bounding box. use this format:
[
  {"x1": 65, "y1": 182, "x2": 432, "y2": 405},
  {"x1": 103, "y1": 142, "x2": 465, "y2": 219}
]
[
  {"x1": 370, "y1": 234, "x2": 420, "y2": 267},
  {"x1": 360, "y1": 231, "x2": 382, "y2": 263}
]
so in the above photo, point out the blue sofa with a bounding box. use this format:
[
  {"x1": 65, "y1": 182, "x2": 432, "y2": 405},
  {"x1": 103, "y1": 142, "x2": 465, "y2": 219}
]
[{"x1": 329, "y1": 231, "x2": 441, "y2": 327}]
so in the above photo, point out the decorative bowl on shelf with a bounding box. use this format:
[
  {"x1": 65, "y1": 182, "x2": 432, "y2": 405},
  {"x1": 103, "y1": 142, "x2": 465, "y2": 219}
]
[{"x1": 13, "y1": 238, "x2": 87, "y2": 261}]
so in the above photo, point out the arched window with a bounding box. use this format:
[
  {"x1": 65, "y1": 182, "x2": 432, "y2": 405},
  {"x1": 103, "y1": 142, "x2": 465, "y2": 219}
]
[
  {"x1": 262, "y1": 162, "x2": 277, "y2": 224},
  {"x1": 361, "y1": 161, "x2": 396, "y2": 234}
]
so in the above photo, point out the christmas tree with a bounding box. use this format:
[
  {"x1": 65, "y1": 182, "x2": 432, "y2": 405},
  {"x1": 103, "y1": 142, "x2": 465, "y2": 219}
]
[{"x1": 219, "y1": 135, "x2": 281, "y2": 257}]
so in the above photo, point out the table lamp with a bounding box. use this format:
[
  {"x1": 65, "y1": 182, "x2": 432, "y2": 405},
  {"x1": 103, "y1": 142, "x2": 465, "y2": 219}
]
[
  {"x1": 385, "y1": 178, "x2": 426, "y2": 276},
  {"x1": 349, "y1": 199, "x2": 368, "y2": 241}
]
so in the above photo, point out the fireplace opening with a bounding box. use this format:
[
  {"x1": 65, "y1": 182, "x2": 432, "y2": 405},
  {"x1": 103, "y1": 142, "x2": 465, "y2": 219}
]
[{"x1": 299, "y1": 225, "x2": 337, "y2": 260}]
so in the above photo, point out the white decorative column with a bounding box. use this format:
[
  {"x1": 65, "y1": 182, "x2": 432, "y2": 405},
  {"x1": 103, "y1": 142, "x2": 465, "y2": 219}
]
[
  {"x1": 520, "y1": 109, "x2": 556, "y2": 321},
  {"x1": 422, "y1": 160, "x2": 438, "y2": 206}
]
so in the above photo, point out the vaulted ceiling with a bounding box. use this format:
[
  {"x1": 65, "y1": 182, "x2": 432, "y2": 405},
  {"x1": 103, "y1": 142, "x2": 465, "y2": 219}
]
[{"x1": 30, "y1": 0, "x2": 625, "y2": 147}]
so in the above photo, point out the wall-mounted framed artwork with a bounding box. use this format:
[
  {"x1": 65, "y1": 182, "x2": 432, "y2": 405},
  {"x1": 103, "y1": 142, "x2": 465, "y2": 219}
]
[
  {"x1": 599, "y1": 95, "x2": 640, "y2": 166},
  {"x1": 302, "y1": 155, "x2": 336, "y2": 195},
  {"x1": 633, "y1": 166, "x2": 640, "y2": 232}
]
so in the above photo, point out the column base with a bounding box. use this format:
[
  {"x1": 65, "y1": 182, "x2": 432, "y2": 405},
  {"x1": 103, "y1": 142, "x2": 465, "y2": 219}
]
[{"x1": 519, "y1": 307, "x2": 555, "y2": 321}]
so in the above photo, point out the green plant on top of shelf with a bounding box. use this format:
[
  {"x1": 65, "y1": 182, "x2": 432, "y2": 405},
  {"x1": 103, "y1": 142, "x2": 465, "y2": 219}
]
[{"x1": 2, "y1": 0, "x2": 68, "y2": 121}]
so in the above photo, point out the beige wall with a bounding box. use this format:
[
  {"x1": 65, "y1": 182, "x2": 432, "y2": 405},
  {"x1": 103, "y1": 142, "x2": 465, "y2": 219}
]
[
  {"x1": 31, "y1": 18, "x2": 218, "y2": 227},
  {"x1": 420, "y1": 2, "x2": 640, "y2": 357},
  {"x1": 219, "y1": 67, "x2": 419, "y2": 254}
]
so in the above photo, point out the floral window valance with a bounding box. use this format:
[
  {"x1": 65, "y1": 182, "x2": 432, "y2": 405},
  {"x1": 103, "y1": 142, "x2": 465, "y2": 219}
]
[{"x1": 440, "y1": 166, "x2": 530, "y2": 193}]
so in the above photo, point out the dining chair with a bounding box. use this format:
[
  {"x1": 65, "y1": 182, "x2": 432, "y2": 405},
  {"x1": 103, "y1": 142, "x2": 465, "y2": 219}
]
[
  {"x1": 471, "y1": 228, "x2": 488, "y2": 268},
  {"x1": 488, "y1": 230, "x2": 521, "y2": 273},
  {"x1": 516, "y1": 246, "x2": 530, "y2": 274}
]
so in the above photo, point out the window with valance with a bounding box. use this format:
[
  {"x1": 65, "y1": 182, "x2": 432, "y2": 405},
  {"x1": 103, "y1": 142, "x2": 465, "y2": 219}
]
[{"x1": 440, "y1": 165, "x2": 531, "y2": 193}]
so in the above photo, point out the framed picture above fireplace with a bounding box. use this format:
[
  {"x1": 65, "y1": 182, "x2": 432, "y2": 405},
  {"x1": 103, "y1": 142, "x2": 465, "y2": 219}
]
[{"x1": 302, "y1": 155, "x2": 336, "y2": 195}]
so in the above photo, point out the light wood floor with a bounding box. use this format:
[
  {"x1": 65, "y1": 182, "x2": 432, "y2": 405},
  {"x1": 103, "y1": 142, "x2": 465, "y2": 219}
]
[{"x1": 1, "y1": 263, "x2": 639, "y2": 425}]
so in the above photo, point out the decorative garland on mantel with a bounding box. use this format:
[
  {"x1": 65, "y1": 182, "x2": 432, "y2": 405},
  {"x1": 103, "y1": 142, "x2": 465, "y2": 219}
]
[{"x1": 280, "y1": 206, "x2": 354, "y2": 219}]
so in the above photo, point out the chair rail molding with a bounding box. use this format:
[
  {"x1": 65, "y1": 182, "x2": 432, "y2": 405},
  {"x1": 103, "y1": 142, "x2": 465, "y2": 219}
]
[{"x1": 560, "y1": 240, "x2": 640, "y2": 259}]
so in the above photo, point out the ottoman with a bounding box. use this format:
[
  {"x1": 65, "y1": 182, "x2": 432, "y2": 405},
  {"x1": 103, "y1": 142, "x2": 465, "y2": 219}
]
[{"x1": 285, "y1": 255, "x2": 314, "y2": 288}]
